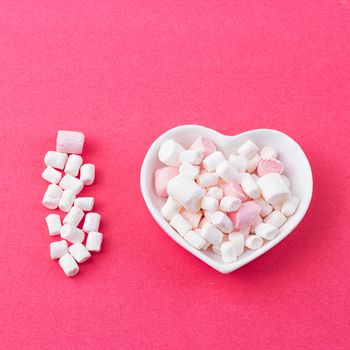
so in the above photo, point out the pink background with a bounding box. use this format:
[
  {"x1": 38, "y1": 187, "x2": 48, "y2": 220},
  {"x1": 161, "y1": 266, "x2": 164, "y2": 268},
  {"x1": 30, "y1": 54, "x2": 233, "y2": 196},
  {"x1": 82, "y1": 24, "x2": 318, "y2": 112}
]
[{"x1": 1, "y1": 1, "x2": 349, "y2": 349}]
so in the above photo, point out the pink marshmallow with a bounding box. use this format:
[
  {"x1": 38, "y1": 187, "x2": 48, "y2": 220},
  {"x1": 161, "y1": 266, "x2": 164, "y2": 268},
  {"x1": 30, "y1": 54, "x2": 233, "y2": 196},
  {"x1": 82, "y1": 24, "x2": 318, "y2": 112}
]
[
  {"x1": 257, "y1": 159, "x2": 284, "y2": 177},
  {"x1": 228, "y1": 201, "x2": 261, "y2": 229},
  {"x1": 189, "y1": 137, "x2": 216, "y2": 158},
  {"x1": 155, "y1": 167, "x2": 179, "y2": 197},
  {"x1": 56, "y1": 130, "x2": 85, "y2": 154},
  {"x1": 221, "y1": 182, "x2": 249, "y2": 203}
]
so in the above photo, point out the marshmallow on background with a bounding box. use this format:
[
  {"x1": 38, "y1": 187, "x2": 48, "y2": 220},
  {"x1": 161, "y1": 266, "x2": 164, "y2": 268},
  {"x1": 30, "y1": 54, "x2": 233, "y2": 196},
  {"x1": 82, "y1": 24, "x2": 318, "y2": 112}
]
[
  {"x1": 42, "y1": 184, "x2": 63, "y2": 209},
  {"x1": 56, "y1": 130, "x2": 85, "y2": 155},
  {"x1": 50, "y1": 240, "x2": 68, "y2": 259},
  {"x1": 202, "y1": 151, "x2": 226, "y2": 172},
  {"x1": 83, "y1": 212, "x2": 101, "y2": 232},
  {"x1": 184, "y1": 230, "x2": 206, "y2": 249},
  {"x1": 245, "y1": 235, "x2": 263, "y2": 250},
  {"x1": 161, "y1": 196, "x2": 182, "y2": 220},
  {"x1": 86, "y1": 231, "x2": 103, "y2": 252},
  {"x1": 64, "y1": 154, "x2": 83, "y2": 176},
  {"x1": 59, "y1": 174, "x2": 84, "y2": 194},
  {"x1": 158, "y1": 140, "x2": 185, "y2": 166},
  {"x1": 59, "y1": 189, "x2": 76, "y2": 212},
  {"x1": 80, "y1": 164, "x2": 95, "y2": 185},
  {"x1": 237, "y1": 140, "x2": 259, "y2": 159},
  {"x1": 257, "y1": 173, "x2": 291, "y2": 205},
  {"x1": 45, "y1": 214, "x2": 62, "y2": 236},
  {"x1": 169, "y1": 213, "x2": 192, "y2": 237},
  {"x1": 59, "y1": 254, "x2": 79, "y2": 277},
  {"x1": 63, "y1": 206, "x2": 84, "y2": 227},
  {"x1": 44, "y1": 151, "x2": 68, "y2": 170},
  {"x1": 74, "y1": 197, "x2": 94, "y2": 211},
  {"x1": 42, "y1": 166, "x2": 62, "y2": 184},
  {"x1": 69, "y1": 242, "x2": 91, "y2": 263},
  {"x1": 60, "y1": 224, "x2": 85, "y2": 243}
]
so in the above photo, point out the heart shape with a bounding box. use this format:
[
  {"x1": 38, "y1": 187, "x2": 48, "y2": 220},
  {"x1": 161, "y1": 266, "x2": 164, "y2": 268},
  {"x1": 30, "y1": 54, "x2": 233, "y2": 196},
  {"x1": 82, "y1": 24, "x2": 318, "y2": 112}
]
[{"x1": 140, "y1": 125, "x2": 313, "y2": 273}]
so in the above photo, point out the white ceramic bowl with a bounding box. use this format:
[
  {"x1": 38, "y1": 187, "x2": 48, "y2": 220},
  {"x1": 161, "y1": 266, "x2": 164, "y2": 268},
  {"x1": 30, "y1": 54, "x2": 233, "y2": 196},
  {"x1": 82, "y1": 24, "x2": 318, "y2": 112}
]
[{"x1": 140, "y1": 125, "x2": 313, "y2": 273}]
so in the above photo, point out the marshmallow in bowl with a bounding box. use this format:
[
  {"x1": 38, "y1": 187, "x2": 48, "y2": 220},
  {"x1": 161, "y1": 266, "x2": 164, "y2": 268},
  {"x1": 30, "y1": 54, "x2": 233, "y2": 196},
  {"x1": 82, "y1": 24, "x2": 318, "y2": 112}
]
[{"x1": 158, "y1": 139, "x2": 185, "y2": 167}]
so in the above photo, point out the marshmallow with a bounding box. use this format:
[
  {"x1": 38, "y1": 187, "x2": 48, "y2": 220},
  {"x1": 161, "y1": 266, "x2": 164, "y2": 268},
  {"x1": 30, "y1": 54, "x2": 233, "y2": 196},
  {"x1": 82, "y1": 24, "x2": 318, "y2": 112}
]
[
  {"x1": 246, "y1": 154, "x2": 261, "y2": 173},
  {"x1": 219, "y1": 196, "x2": 241, "y2": 212},
  {"x1": 50, "y1": 240, "x2": 68, "y2": 259},
  {"x1": 216, "y1": 161, "x2": 241, "y2": 183},
  {"x1": 74, "y1": 197, "x2": 94, "y2": 211},
  {"x1": 237, "y1": 140, "x2": 259, "y2": 159},
  {"x1": 250, "y1": 215, "x2": 263, "y2": 233},
  {"x1": 83, "y1": 212, "x2": 101, "y2": 232},
  {"x1": 42, "y1": 166, "x2": 62, "y2": 184},
  {"x1": 211, "y1": 211, "x2": 233, "y2": 233},
  {"x1": 44, "y1": 151, "x2": 68, "y2": 170},
  {"x1": 253, "y1": 197, "x2": 273, "y2": 218},
  {"x1": 179, "y1": 162, "x2": 200, "y2": 179},
  {"x1": 86, "y1": 231, "x2": 103, "y2": 252},
  {"x1": 158, "y1": 139, "x2": 185, "y2": 166},
  {"x1": 181, "y1": 209, "x2": 203, "y2": 229},
  {"x1": 58, "y1": 189, "x2": 76, "y2": 212},
  {"x1": 63, "y1": 206, "x2": 84, "y2": 227},
  {"x1": 221, "y1": 182, "x2": 249, "y2": 202},
  {"x1": 196, "y1": 173, "x2": 219, "y2": 187},
  {"x1": 167, "y1": 175, "x2": 205, "y2": 212},
  {"x1": 221, "y1": 241, "x2": 237, "y2": 263},
  {"x1": 228, "y1": 155, "x2": 248, "y2": 173},
  {"x1": 260, "y1": 146, "x2": 278, "y2": 160},
  {"x1": 200, "y1": 223, "x2": 223, "y2": 246},
  {"x1": 45, "y1": 214, "x2": 61, "y2": 236},
  {"x1": 257, "y1": 159, "x2": 284, "y2": 177},
  {"x1": 264, "y1": 210, "x2": 286, "y2": 228},
  {"x1": 204, "y1": 210, "x2": 214, "y2": 223},
  {"x1": 59, "y1": 254, "x2": 79, "y2": 277},
  {"x1": 80, "y1": 163, "x2": 95, "y2": 185},
  {"x1": 245, "y1": 235, "x2": 263, "y2": 250},
  {"x1": 42, "y1": 184, "x2": 63, "y2": 209},
  {"x1": 199, "y1": 218, "x2": 209, "y2": 228},
  {"x1": 64, "y1": 154, "x2": 83, "y2": 176},
  {"x1": 184, "y1": 230, "x2": 206, "y2": 249},
  {"x1": 255, "y1": 223, "x2": 278, "y2": 240},
  {"x1": 161, "y1": 196, "x2": 182, "y2": 220},
  {"x1": 169, "y1": 213, "x2": 192, "y2": 237},
  {"x1": 201, "y1": 196, "x2": 219, "y2": 212},
  {"x1": 229, "y1": 201, "x2": 261, "y2": 229},
  {"x1": 241, "y1": 174, "x2": 260, "y2": 199},
  {"x1": 228, "y1": 233, "x2": 245, "y2": 256},
  {"x1": 69, "y1": 242, "x2": 91, "y2": 263},
  {"x1": 56, "y1": 130, "x2": 85, "y2": 155},
  {"x1": 281, "y1": 175, "x2": 291, "y2": 188},
  {"x1": 257, "y1": 173, "x2": 291, "y2": 205},
  {"x1": 281, "y1": 197, "x2": 300, "y2": 216},
  {"x1": 206, "y1": 186, "x2": 223, "y2": 200},
  {"x1": 179, "y1": 150, "x2": 203, "y2": 165},
  {"x1": 155, "y1": 167, "x2": 179, "y2": 197},
  {"x1": 59, "y1": 174, "x2": 84, "y2": 194},
  {"x1": 202, "y1": 151, "x2": 226, "y2": 172},
  {"x1": 189, "y1": 137, "x2": 216, "y2": 158},
  {"x1": 60, "y1": 224, "x2": 85, "y2": 243}
]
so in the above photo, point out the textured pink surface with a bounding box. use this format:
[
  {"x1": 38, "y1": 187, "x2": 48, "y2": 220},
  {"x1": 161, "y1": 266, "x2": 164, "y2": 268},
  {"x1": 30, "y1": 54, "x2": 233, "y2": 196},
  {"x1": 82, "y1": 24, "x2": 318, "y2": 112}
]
[{"x1": 0, "y1": 1, "x2": 349, "y2": 349}]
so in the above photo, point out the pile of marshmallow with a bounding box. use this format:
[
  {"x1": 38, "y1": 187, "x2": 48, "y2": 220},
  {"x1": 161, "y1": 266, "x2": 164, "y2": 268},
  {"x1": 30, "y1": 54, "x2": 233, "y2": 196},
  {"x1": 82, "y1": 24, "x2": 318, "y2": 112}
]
[
  {"x1": 42, "y1": 130, "x2": 103, "y2": 277},
  {"x1": 155, "y1": 137, "x2": 299, "y2": 263}
]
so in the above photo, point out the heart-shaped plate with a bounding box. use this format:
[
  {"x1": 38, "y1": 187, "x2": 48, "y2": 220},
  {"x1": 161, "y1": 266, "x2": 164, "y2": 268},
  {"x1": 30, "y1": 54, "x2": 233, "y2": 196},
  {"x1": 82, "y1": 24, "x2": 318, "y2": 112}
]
[{"x1": 140, "y1": 125, "x2": 313, "y2": 273}]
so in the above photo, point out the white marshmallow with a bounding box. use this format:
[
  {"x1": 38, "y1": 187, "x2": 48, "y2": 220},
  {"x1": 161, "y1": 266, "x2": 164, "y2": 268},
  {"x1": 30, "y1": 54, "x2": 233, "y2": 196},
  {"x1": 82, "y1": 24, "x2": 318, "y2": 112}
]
[
  {"x1": 167, "y1": 175, "x2": 205, "y2": 212},
  {"x1": 245, "y1": 235, "x2": 263, "y2": 250},
  {"x1": 184, "y1": 230, "x2": 206, "y2": 249},
  {"x1": 42, "y1": 184, "x2": 63, "y2": 209},
  {"x1": 219, "y1": 196, "x2": 241, "y2": 212},
  {"x1": 204, "y1": 210, "x2": 214, "y2": 223},
  {"x1": 45, "y1": 214, "x2": 61, "y2": 236},
  {"x1": 44, "y1": 151, "x2": 68, "y2": 170},
  {"x1": 59, "y1": 174, "x2": 84, "y2": 194},
  {"x1": 281, "y1": 175, "x2": 291, "y2": 188},
  {"x1": 211, "y1": 211, "x2": 233, "y2": 233},
  {"x1": 201, "y1": 196, "x2": 219, "y2": 212},
  {"x1": 86, "y1": 231, "x2": 103, "y2": 252},
  {"x1": 161, "y1": 196, "x2": 182, "y2": 220},
  {"x1": 64, "y1": 154, "x2": 83, "y2": 176},
  {"x1": 216, "y1": 161, "x2": 241, "y2": 183},
  {"x1": 206, "y1": 186, "x2": 223, "y2": 200},
  {"x1": 169, "y1": 213, "x2": 192, "y2": 237},
  {"x1": 60, "y1": 224, "x2": 85, "y2": 243},
  {"x1": 199, "y1": 218, "x2": 209, "y2": 228},
  {"x1": 59, "y1": 254, "x2": 79, "y2": 277},
  {"x1": 63, "y1": 206, "x2": 84, "y2": 227},
  {"x1": 253, "y1": 197, "x2": 273, "y2": 218},
  {"x1": 257, "y1": 173, "x2": 291, "y2": 205},
  {"x1": 181, "y1": 209, "x2": 203, "y2": 229},
  {"x1": 260, "y1": 146, "x2": 278, "y2": 160},
  {"x1": 228, "y1": 233, "x2": 245, "y2": 256},
  {"x1": 83, "y1": 212, "x2": 101, "y2": 232},
  {"x1": 200, "y1": 223, "x2": 223, "y2": 246},
  {"x1": 196, "y1": 173, "x2": 219, "y2": 187},
  {"x1": 255, "y1": 223, "x2": 278, "y2": 240},
  {"x1": 281, "y1": 197, "x2": 299, "y2": 216},
  {"x1": 74, "y1": 197, "x2": 94, "y2": 211},
  {"x1": 179, "y1": 162, "x2": 200, "y2": 179},
  {"x1": 50, "y1": 240, "x2": 68, "y2": 259},
  {"x1": 264, "y1": 210, "x2": 286, "y2": 228},
  {"x1": 228, "y1": 155, "x2": 248, "y2": 173},
  {"x1": 42, "y1": 166, "x2": 62, "y2": 184},
  {"x1": 179, "y1": 150, "x2": 203, "y2": 165},
  {"x1": 80, "y1": 164, "x2": 95, "y2": 185},
  {"x1": 202, "y1": 151, "x2": 226, "y2": 172},
  {"x1": 237, "y1": 140, "x2": 259, "y2": 159},
  {"x1": 69, "y1": 242, "x2": 91, "y2": 263},
  {"x1": 241, "y1": 174, "x2": 261, "y2": 199},
  {"x1": 158, "y1": 139, "x2": 185, "y2": 166},
  {"x1": 59, "y1": 189, "x2": 76, "y2": 212},
  {"x1": 221, "y1": 241, "x2": 237, "y2": 263},
  {"x1": 246, "y1": 153, "x2": 261, "y2": 173}
]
